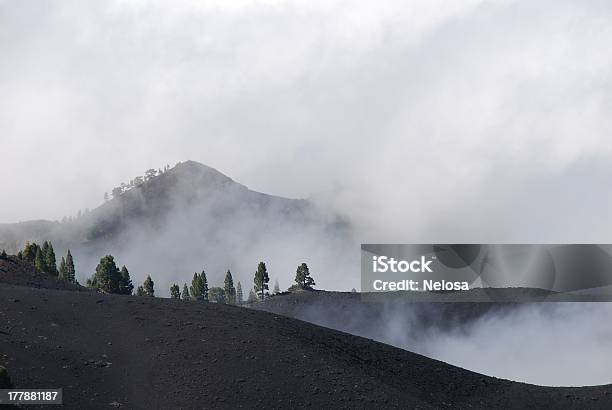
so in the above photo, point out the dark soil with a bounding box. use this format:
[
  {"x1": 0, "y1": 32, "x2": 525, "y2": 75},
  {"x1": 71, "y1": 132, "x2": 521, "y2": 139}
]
[
  {"x1": 1, "y1": 278, "x2": 611, "y2": 408},
  {"x1": 0, "y1": 256, "x2": 84, "y2": 292}
]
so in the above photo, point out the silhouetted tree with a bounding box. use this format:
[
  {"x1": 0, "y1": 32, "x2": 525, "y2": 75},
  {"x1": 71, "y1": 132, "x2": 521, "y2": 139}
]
[
  {"x1": 0, "y1": 249, "x2": 7, "y2": 260},
  {"x1": 23, "y1": 241, "x2": 39, "y2": 264},
  {"x1": 145, "y1": 169, "x2": 157, "y2": 181},
  {"x1": 236, "y1": 281, "x2": 243, "y2": 305},
  {"x1": 143, "y1": 275, "x2": 155, "y2": 297},
  {"x1": 65, "y1": 250, "x2": 76, "y2": 283},
  {"x1": 273, "y1": 279, "x2": 280, "y2": 294},
  {"x1": 190, "y1": 271, "x2": 209, "y2": 301},
  {"x1": 58, "y1": 256, "x2": 67, "y2": 280},
  {"x1": 294, "y1": 263, "x2": 315, "y2": 290},
  {"x1": 44, "y1": 242, "x2": 57, "y2": 275},
  {"x1": 170, "y1": 284, "x2": 181, "y2": 299},
  {"x1": 224, "y1": 270, "x2": 236, "y2": 304},
  {"x1": 34, "y1": 248, "x2": 45, "y2": 273},
  {"x1": 119, "y1": 265, "x2": 134, "y2": 295},
  {"x1": 181, "y1": 284, "x2": 190, "y2": 300},
  {"x1": 202, "y1": 271, "x2": 209, "y2": 298},
  {"x1": 89, "y1": 255, "x2": 122, "y2": 293},
  {"x1": 136, "y1": 285, "x2": 146, "y2": 296},
  {"x1": 41, "y1": 241, "x2": 50, "y2": 261},
  {"x1": 253, "y1": 262, "x2": 269, "y2": 300},
  {"x1": 111, "y1": 187, "x2": 122, "y2": 198},
  {"x1": 208, "y1": 287, "x2": 226, "y2": 303},
  {"x1": 189, "y1": 273, "x2": 201, "y2": 300}
]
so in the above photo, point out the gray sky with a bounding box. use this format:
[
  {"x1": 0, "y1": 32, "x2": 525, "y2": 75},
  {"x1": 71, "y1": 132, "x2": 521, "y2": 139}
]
[{"x1": 2, "y1": 0, "x2": 612, "y2": 242}]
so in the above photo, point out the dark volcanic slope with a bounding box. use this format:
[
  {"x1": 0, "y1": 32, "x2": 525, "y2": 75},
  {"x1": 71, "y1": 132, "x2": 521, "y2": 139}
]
[
  {"x1": 1, "y1": 285, "x2": 611, "y2": 409},
  {"x1": 0, "y1": 256, "x2": 84, "y2": 291}
]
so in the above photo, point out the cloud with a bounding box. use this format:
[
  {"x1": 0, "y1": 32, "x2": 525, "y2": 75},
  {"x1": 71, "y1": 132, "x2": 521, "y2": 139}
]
[
  {"x1": 1, "y1": 0, "x2": 612, "y2": 242},
  {"x1": 291, "y1": 299, "x2": 612, "y2": 386}
]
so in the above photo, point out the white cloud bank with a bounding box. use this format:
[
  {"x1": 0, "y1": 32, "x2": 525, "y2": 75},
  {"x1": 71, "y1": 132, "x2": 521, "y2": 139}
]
[{"x1": 1, "y1": 0, "x2": 612, "y2": 242}]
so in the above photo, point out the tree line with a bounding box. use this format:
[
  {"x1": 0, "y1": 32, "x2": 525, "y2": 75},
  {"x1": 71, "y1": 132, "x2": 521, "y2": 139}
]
[
  {"x1": 88, "y1": 256, "x2": 316, "y2": 304},
  {"x1": 10, "y1": 241, "x2": 78, "y2": 284},
  {"x1": 104, "y1": 164, "x2": 173, "y2": 201},
  {"x1": 5, "y1": 242, "x2": 317, "y2": 303}
]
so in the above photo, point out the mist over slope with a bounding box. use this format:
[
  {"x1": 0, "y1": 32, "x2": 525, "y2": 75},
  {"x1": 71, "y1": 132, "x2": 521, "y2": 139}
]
[
  {"x1": 252, "y1": 291, "x2": 612, "y2": 387},
  {"x1": 0, "y1": 161, "x2": 356, "y2": 293}
]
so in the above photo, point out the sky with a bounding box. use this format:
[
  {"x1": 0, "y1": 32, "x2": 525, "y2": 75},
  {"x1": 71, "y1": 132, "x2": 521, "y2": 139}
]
[{"x1": 2, "y1": 0, "x2": 612, "y2": 242}]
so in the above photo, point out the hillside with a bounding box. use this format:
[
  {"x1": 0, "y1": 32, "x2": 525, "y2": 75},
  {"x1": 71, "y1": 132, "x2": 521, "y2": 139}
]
[
  {"x1": 1, "y1": 281, "x2": 611, "y2": 409},
  {"x1": 0, "y1": 255, "x2": 84, "y2": 291},
  {"x1": 0, "y1": 161, "x2": 341, "y2": 248},
  {"x1": 0, "y1": 161, "x2": 354, "y2": 292},
  {"x1": 250, "y1": 290, "x2": 612, "y2": 387}
]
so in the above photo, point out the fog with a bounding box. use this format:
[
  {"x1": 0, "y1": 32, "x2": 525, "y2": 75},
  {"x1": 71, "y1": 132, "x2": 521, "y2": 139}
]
[
  {"x1": 2, "y1": 0, "x2": 612, "y2": 388},
  {"x1": 285, "y1": 298, "x2": 612, "y2": 386},
  {"x1": 0, "y1": 161, "x2": 359, "y2": 292},
  {"x1": 2, "y1": 0, "x2": 612, "y2": 243}
]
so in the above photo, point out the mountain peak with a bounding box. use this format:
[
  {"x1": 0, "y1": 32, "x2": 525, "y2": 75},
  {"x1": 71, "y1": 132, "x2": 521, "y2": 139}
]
[
  {"x1": 168, "y1": 160, "x2": 237, "y2": 187},
  {"x1": 173, "y1": 160, "x2": 233, "y2": 178}
]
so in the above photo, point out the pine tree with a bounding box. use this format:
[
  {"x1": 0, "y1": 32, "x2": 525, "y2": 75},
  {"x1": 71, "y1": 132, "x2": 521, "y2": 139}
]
[
  {"x1": 143, "y1": 275, "x2": 155, "y2": 297},
  {"x1": 145, "y1": 169, "x2": 157, "y2": 181},
  {"x1": 273, "y1": 279, "x2": 280, "y2": 294},
  {"x1": 90, "y1": 255, "x2": 122, "y2": 293},
  {"x1": 41, "y1": 241, "x2": 50, "y2": 272},
  {"x1": 44, "y1": 242, "x2": 57, "y2": 276},
  {"x1": 65, "y1": 250, "x2": 76, "y2": 283},
  {"x1": 119, "y1": 266, "x2": 134, "y2": 295},
  {"x1": 34, "y1": 248, "x2": 45, "y2": 273},
  {"x1": 224, "y1": 270, "x2": 236, "y2": 304},
  {"x1": 23, "y1": 241, "x2": 39, "y2": 264},
  {"x1": 189, "y1": 272, "x2": 204, "y2": 301},
  {"x1": 136, "y1": 285, "x2": 146, "y2": 296},
  {"x1": 200, "y1": 270, "x2": 209, "y2": 301},
  {"x1": 189, "y1": 272, "x2": 200, "y2": 300},
  {"x1": 247, "y1": 289, "x2": 258, "y2": 303},
  {"x1": 294, "y1": 263, "x2": 315, "y2": 290},
  {"x1": 236, "y1": 281, "x2": 243, "y2": 305},
  {"x1": 0, "y1": 249, "x2": 7, "y2": 259},
  {"x1": 181, "y1": 284, "x2": 190, "y2": 300},
  {"x1": 253, "y1": 262, "x2": 270, "y2": 300},
  {"x1": 58, "y1": 257, "x2": 67, "y2": 280},
  {"x1": 189, "y1": 270, "x2": 209, "y2": 301},
  {"x1": 170, "y1": 284, "x2": 181, "y2": 299}
]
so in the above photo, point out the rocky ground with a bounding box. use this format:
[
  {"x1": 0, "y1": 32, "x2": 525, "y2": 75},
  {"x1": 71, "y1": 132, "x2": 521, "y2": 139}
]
[{"x1": 1, "y1": 265, "x2": 611, "y2": 409}]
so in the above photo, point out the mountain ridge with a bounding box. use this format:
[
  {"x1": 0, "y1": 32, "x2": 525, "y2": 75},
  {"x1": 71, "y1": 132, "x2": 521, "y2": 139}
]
[
  {"x1": 0, "y1": 160, "x2": 330, "y2": 251},
  {"x1": 0, "y1": 160, "x2": 354, "y2": 292}
]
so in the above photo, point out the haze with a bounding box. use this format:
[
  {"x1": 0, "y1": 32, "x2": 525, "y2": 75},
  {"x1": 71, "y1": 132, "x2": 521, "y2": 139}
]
[{"x1": 1, "y1": 0, "x2": 612, "y2": 243}]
